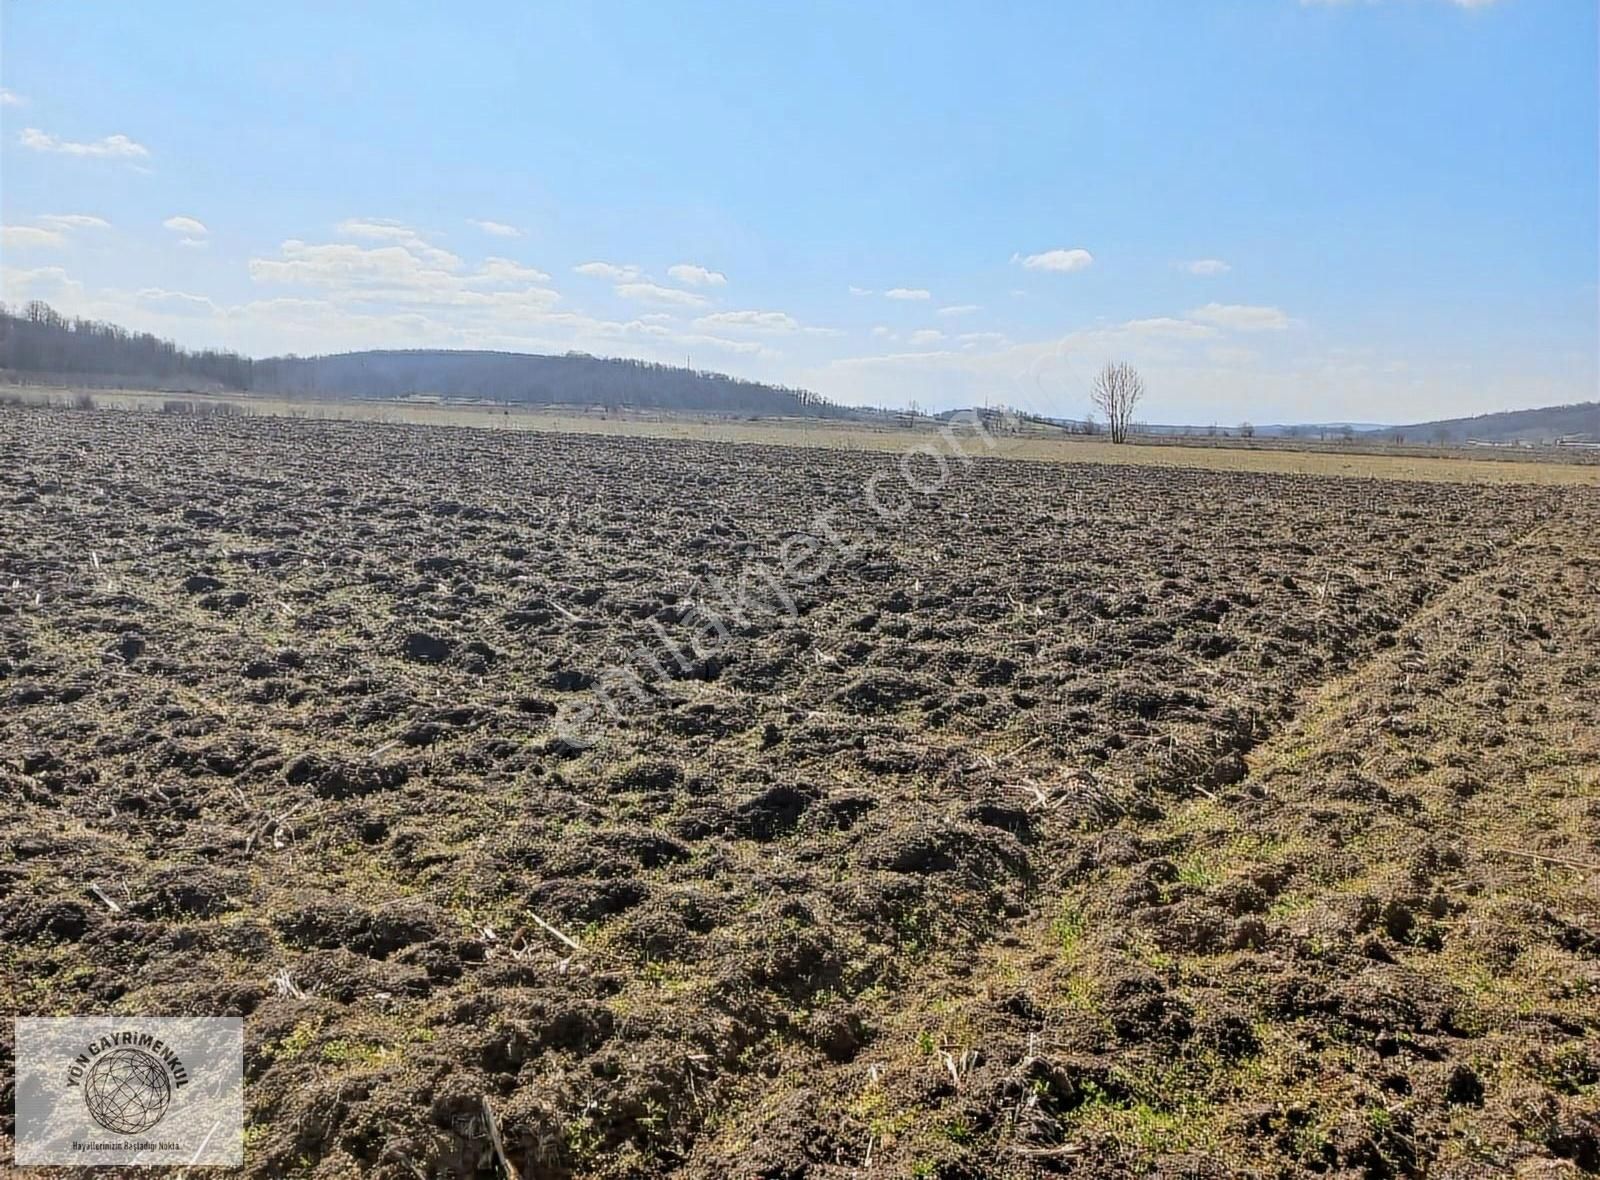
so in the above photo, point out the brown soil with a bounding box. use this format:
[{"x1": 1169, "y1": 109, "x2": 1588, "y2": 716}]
[{"x1": 1, "y1": 406, "x2": 1595, "y2": 1178}]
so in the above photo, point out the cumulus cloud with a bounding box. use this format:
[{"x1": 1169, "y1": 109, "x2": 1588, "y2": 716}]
[
  {"x1": 696, "y1": 310, "x2": 799, "y2": 333},
  {"x1": 667, "y1": 263, "x2": 727, "y2": 287},
  {"x1": 1121, "y1": 316, "x2": 1219, "y2": 339},
  {"x1": 251, "y1": 240, "x2": 449, "y2": 287},
  {"x1": 132, "y1": 288, "x2": 220, "y2": 316},
  {"x1": 332, "y1": 219, "x2": 461, "y2": 268},
  {"x1": 249, "y1": 250, "x2": 563, "y2": 327},
  {"x1": 0, "y1": 265, "x2": 84, "y2": 302},
  {"x1": 247, "y1": 230, "x2": 569, "y2": 326},
  {"x1": 467, "y1": 218, "x2": 522, "y2": 237},
  {"x1": 1, "y1": 226, "x2": 66, "y2": 249},
  {"x1": 909, "y1": 329, "x2": 944, "y2": 345},
  {"x1": 627, "y1": 324, "x2": 771, "y2": 357},
  {"x1": 690, "y1": 309, "x2": 839, "y2": 338},
  {"x1": 38, "y1": 214, "x2": 111, "y2": 231},
  {"x1": 19, "y1": 128, "x2": 149, "y2": 159},
  {"x1": 0, "y1": 88, "x2": 24, "y2": 106},
  {"x1": 574, "y1": 261, "x2": 643, "y2": 281},
  {"x1": 336, "y1": 218, "x2": 416, "y2": 242},
  {"x1": 1186, "y1": 302, "x2": 1292, "y2": 332},
  {"x1": 849, "y1": 286, "x2": 873, "y2": 296},
  {"x1": 885, "y1": 287, "x2": 931, "y2": 301},
  {"x1": 2, "y1": 213, "x2": 111, "y2": 249},
  {"x1": 163, "y1": 216, "x2": 208, "y2": 236},
  {"x1": 479, "y1": 257, "x2": 551, "y2": 283},
  {"x1": 937, "y1": 304, "x2": 980, "y2": 317},
  {"x1": 615, "y1": 281, "x2": 708, "y2": 307},
  {"x1": 1012, "y1": 248, "x2": 1094, "y2": 273},
  {"x1": 1182, "y1": 259, "x2": 1231, "y2": 276}
]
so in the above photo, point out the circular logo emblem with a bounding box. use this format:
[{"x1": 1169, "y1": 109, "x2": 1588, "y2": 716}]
[{"x1": 82, "y1": 1047, "x2": 172, "y2": 1134}]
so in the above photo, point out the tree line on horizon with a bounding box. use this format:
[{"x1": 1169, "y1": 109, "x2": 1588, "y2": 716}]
[
  {"x1": 0, "y1": 301, "x2": 254, "y2": 389},
  {"x1": 0, "y1": 302, "x2": 853, "y2": 418}
]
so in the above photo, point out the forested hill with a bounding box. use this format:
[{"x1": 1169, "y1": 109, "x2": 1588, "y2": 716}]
[
  {"x1": 1, "y1": 301, "x2": 252, "y2": 389},
  {"x1": 251, "y1": 350, "x2": 850, "y2": 416},
  {"x1": 1373, "y1": 402, "x2": 1600, "y2": 443},
  {"x1": 0, "y1": 303, "x2": 850, "y2": 417}
]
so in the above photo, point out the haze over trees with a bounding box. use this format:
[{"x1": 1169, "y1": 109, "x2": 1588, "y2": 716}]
[
  {"x1": 250, "y1": 350, "x2": 852, "y2": 417},
  {"x1": 0, "y1": 301, "x2": 252, "y2": 389},
  {"x1": 1363, "y1": 402, "x2": 1599, "y2": 444},
  {"x1": 5, "y1": 304, "x2": 1594, "y2": 439},
  {"x1": 0, "y1": 303, "x2": 852, "y2": 418}
]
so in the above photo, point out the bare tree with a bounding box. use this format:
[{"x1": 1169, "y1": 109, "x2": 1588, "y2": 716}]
[
  {"x1": 1238, "y1": 421, "x2": 1255, "y2": 439},
  {"x1": 1090, "y1": 362, "x2": 1143, "y2": 444}
]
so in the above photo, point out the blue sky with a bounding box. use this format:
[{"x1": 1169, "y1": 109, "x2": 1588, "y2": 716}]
[{"x1": 2, "y1": 0, "x2": 1595, "y2": 423}]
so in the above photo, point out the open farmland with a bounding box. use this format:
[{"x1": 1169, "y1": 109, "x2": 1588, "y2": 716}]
[
  {"x1": 1, "y1": 405, "x2": 1597, "y2": 1177},
  {"x1": 6, "y1": 388, "x2": 1599, "y2": 488}
]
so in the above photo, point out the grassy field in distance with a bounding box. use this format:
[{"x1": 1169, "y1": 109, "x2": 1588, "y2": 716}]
[{"x1": 6, "y1": 384, "x2": 1600, "y2": 487}]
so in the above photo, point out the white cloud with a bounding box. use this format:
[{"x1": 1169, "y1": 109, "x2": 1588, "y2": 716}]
[
  {"x1": 332, "y1": 219, "x2": 459, "y2": 268},
  {"x1": 0, "y1": 88, "x2": 24, "y2": 106},
  {"x1": 246, "y1": 236, "x2": 567, "y2": 324},
  {"x1": 250, "y1": 239, "x2": 461, "y2": 289},
  {"x1": 133, "y1": 288, "x2": 219, "y2": 316},
  {"x1": 479, "y1": 257, "x2": 551, "y2": 283},
  {"x1": 1182, "y1": 258, "x2": 1231, "y2": 276},
  {"x1": 163, "y1": 215, "x2": 208, "y2": 236},
  {"x1": 574, "y1": 261, "x2": 642, "y2": 281},
  {"x1": 1, "y1": 226, "x2": 66, "y2": 249},
  {"x1": 1013, "y1": 248, "x2": 1094, "y2": 273},
  {"x1": 1186, "y1": 302, "x2": 1292, "y2": 332},
  {"x1": 937, "y1": 304, "x2": 980, "y2": 317},
  {"x1": 849, "y1": 286, "x2": 874, "y2": 296},
  {"x1": 19, "y1": 128, "x2": 149, "y2": 159},
  {"x1": 871, "y1": 325, "x2": 893, "y2": 339},
  {"x1": 667, "y1": 263, "x2": 727, "y2": 287},
  {"x1": 37, "y1": 214, "x2": 111, "y2": 231},
  {"x1": 615, "y1": 281, "x2": 708, "y2": 307},
  {"x1": 630, "y1": 326, "x2": 770, "y2": 357},
  {"x1": 0, "y1": 265, "x2": 84, "y2": 303},
  {"x1": 1122, "y1": 316, "x2": 1219, "y2": 340},
  {"x1": 178, "y1": 237, "x2": 209, "y2": 249},
  {"x1": 1, "y1": 213, "x2": 111, "y2": 250},
  {"x1": 696, "y1": 310, "x2": 800, "y2": 333},
  {"x1": 468, "y1": 218, "x2": 523, "y2": 238},
  {"x1": 909, "y1": 329, "x2": 944, "y2": 345},
  {"x1": 885, "y1": 287, "x2": 931, "y2": 301},
  {"x1": 336, "y1": 218, "x2": 415, "y2": 242}
]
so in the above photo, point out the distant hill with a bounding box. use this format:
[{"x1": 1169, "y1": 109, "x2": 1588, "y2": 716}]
[
  {"x1": 1361, "y1": 402, "x2": 1600, "y2": 444},
  {"x1": 0, "y1": 302, "x2": 852, "y2": 419},
  {"x1": 1028, "y1": 404, "x2": 1599, "y2": 444},
  {"x1": 251, "y1": 350, "x2": 851, "y2": 418},
  {"x1": 1, "y1": 301, "x2": 252, "y2": 389}
]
